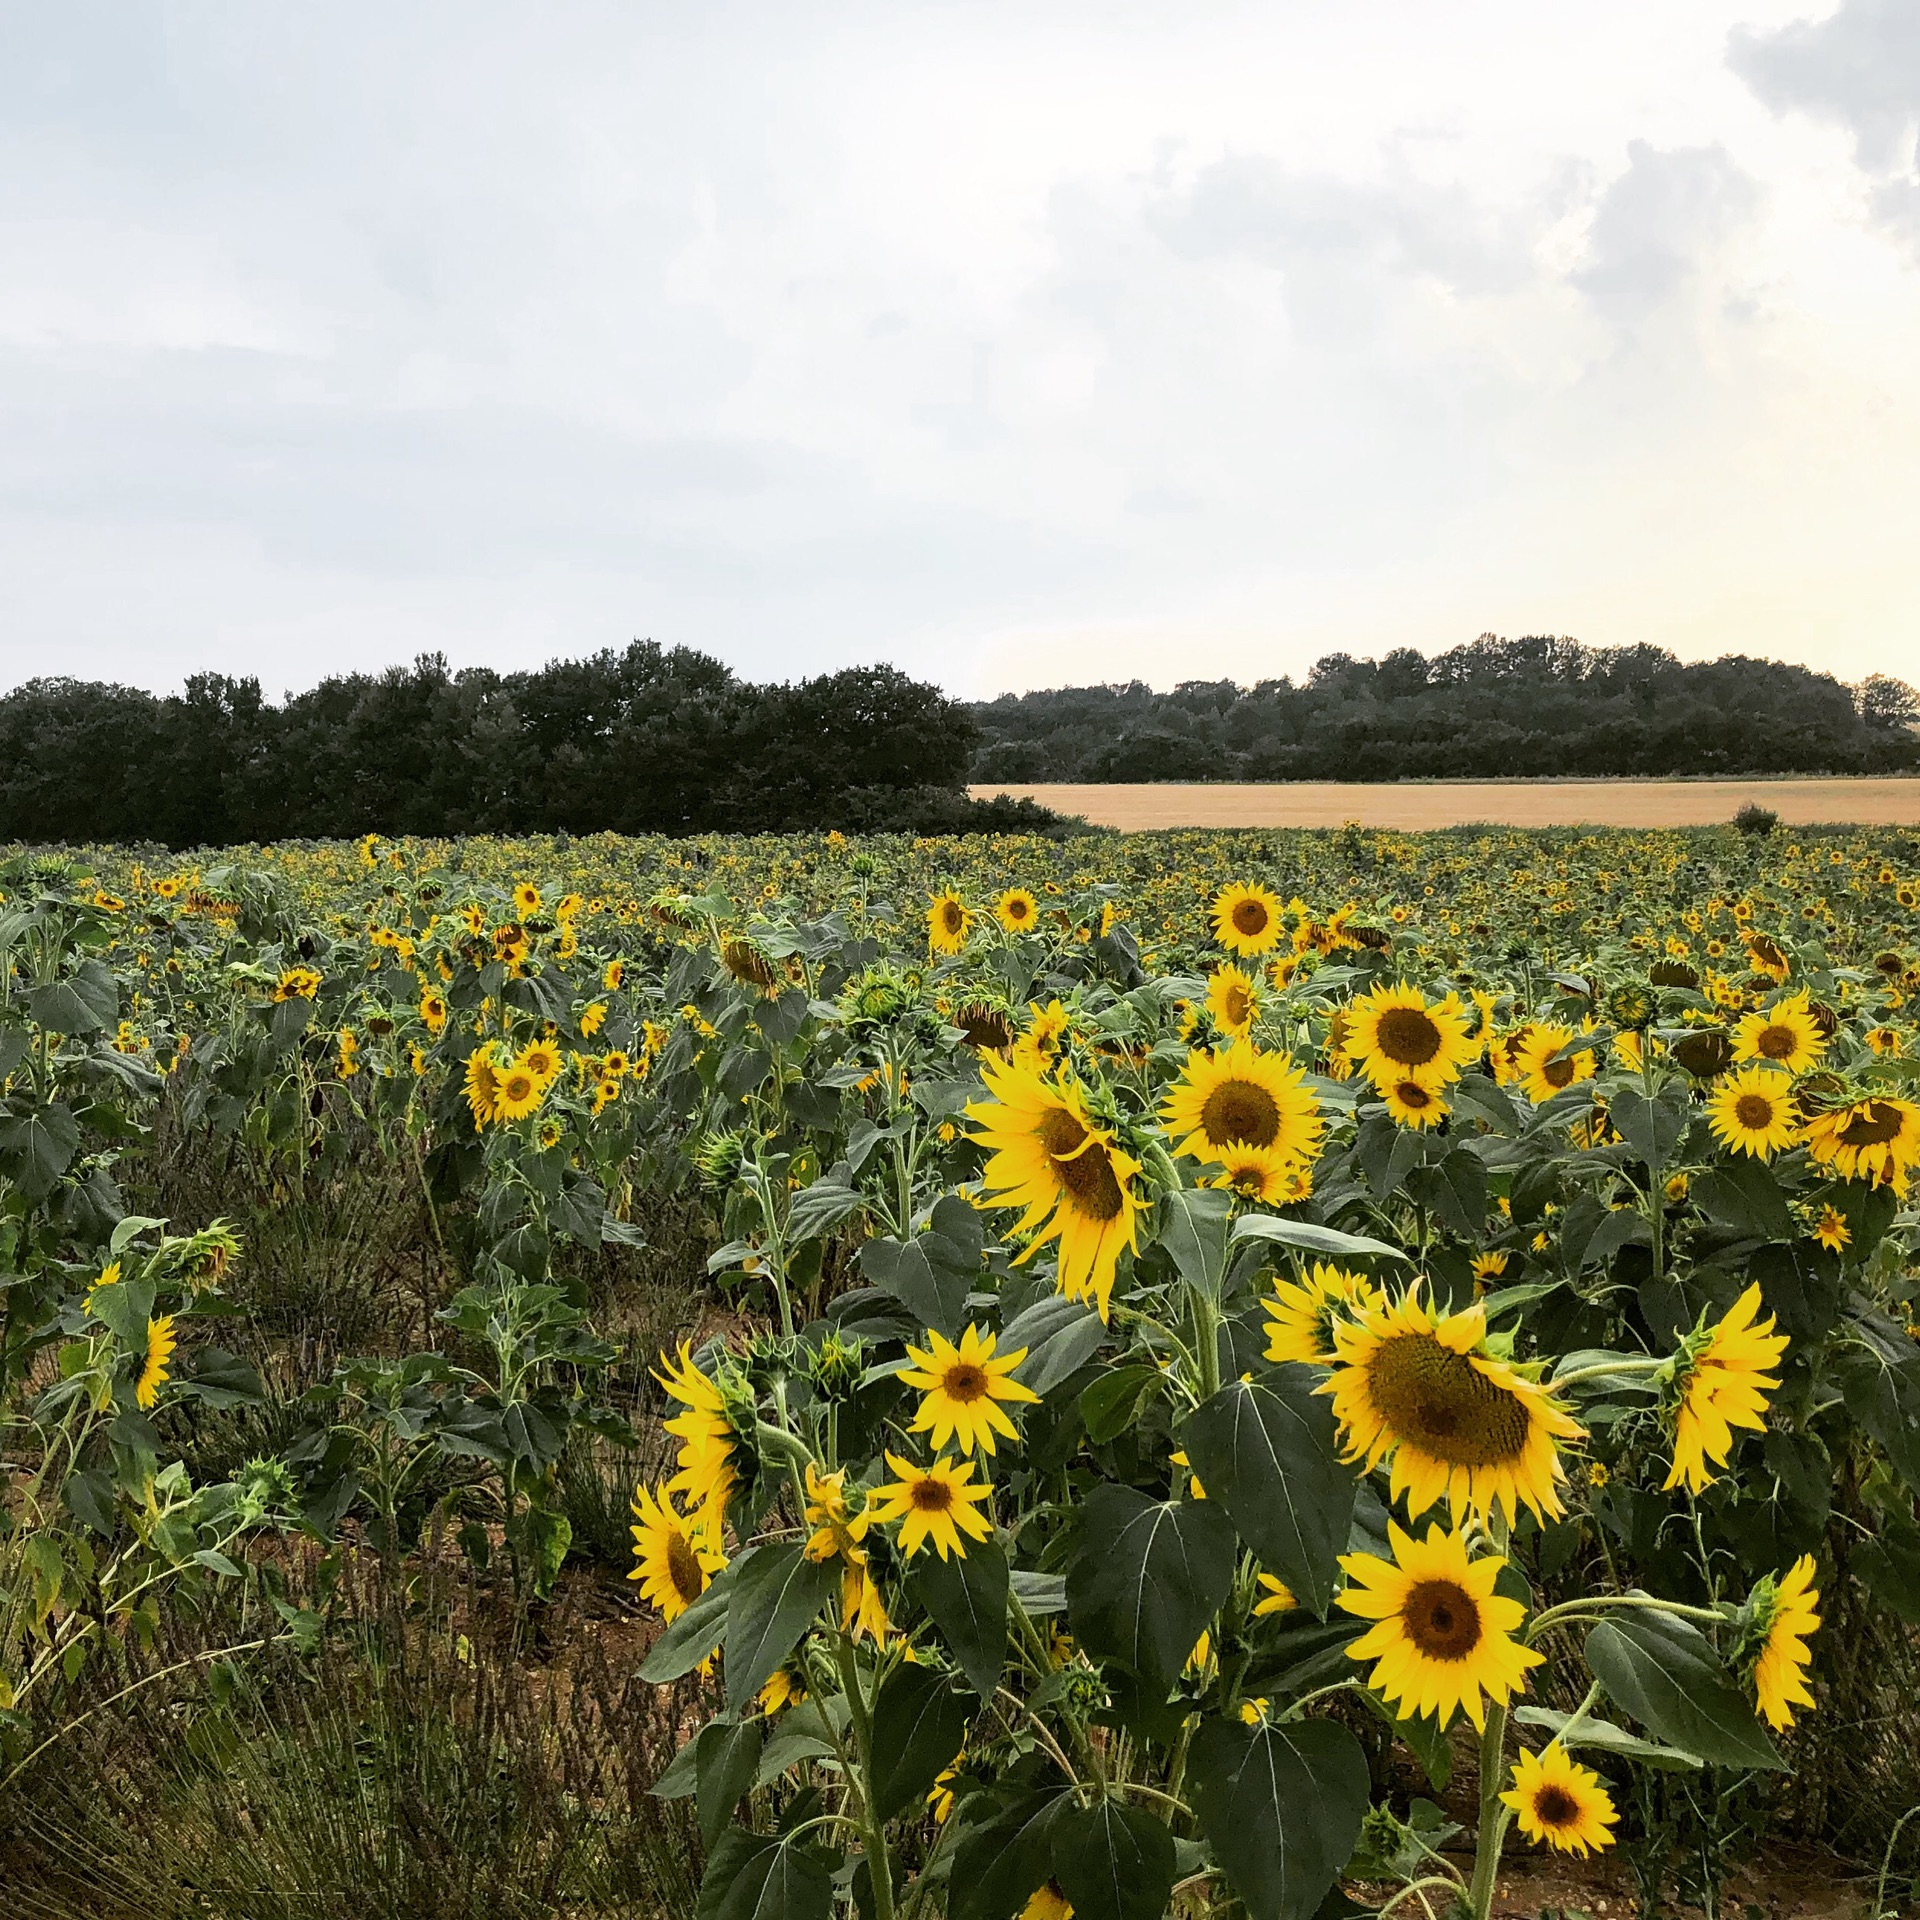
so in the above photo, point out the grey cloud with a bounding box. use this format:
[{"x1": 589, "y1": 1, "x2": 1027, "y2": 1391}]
[{"x1": 1571, "y1": 142, "x2": 1760, "y2": 324}]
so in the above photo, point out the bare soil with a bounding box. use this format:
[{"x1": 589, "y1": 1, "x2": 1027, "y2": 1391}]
[{"x1": 970, "y1": 780, "x2": 1920, "y2": 831}]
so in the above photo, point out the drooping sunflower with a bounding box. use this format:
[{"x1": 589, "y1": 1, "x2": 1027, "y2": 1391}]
[
  {"x1": 654, "y1": 1343, "x2": 740, "y2": 1546},
  {"x1": 1206, "y1": 1145, "x2": 1302, "y2": 1203},
  {"x1": 1265, "y1": 1262, "x2": 1381, "y2": 1367},
  {"x1": 1748, "y1": 1553, "x2": 1820, "y2": 1730},
  {"x1": 928, "y1": 890, "x2": 972, "y2": 956},
  {"x1": 629, "y1": 1482, "x2": 725, "y2": 1623},
  {"x1": 1343, "y1": 983, "x2": 1476, "y2": 1093},
  {"x1": 1512, "y1": 1025, "x2": 1596, "y2": 1105},
  {"x1": 1381, "y1": 1078, "x2": 1449, "y2": 1129},
  {"x1": 1325, "y1": 1288, "x2": 1584, "y2": 1525},
  {"x1": 1159, "y1": 1042, "x2": 1325, "y2": 1170},
  {"x1": 870, "y1": 1451, "x2": 995, "y2": 1560},
  {"x1": 967, "y1": 1055, "x2": 1143, "y2": 1320},
  {"x1": 1733, "y1": 992, "x2": 1828, "y2": 1073},
  {"x1": 463, "y1": 1043, "x2": 502, "y2": 1129},
  {"x1": 1211, "y1": 881, "x2": 1286, "y2": 959},
  {"x1": 1661, "y1": 1283, "x2": 1788, "y2": 1495},
  {"x1": 1337, "y1": 1520, "x2": 1542, "y2": 1730},
  {"x1": 994, "y1": 887, "x2": 1039, "y2": 934},
  {"x1": 1206, "y1": 963, "x2": 1261, "y2": 1039},
  {"x1": 1804, "y1": 1095, "x2": 1920, "y2": 1193},
  {"x1": 136, "y1": 1314, "x2": 177, "y2": 1410},
  {"x1": 1501, "y1": 1743, "x2": 1618, "y2": 1857},
  {"x1": 1704, "y1": 1065, "x2": 1801, "y2": 1161},
  {"x1": 899, "y1": 1323, "x2": 1040, "y2": 1457}
]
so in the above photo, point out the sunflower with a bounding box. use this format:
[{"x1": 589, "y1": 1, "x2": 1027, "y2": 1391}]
[
  {"x1": 1749, "y1": 1553, "x2": 1820, "y2": 1730},
  {"x1": 603, "y1": 958, "x2": 625, "y2": 992},
  {"x1": 1661, "y1": 1283, "x2": 1788, "y2": 1495},
  {"x1": 1743, "y1": 931, "x2": 1791, "y2": 984},
  {"x1": 1704, "y1": 1065, "x2": 1801, "y2": 1161},
  {"x1": 513, "y1": 882, "x2": 542, "y2": 917},
  {"x1": 1206, "y1": 964, "x2": 1261, "y2": 1039},
  {"x1": 1326, "y1": 1288, "x2": 1583, "y2": 1525},
  {"x1": 928, "y1": 890, "x2": 972, "y2": 956},
  {"x1": 995, "y1": 888, "x2": 1039, "y2": 934},
  {"x1": 1502, "y1": 1743, "x2": 1618, "y2": 1857},
  {"x1": 1253, "y1": 1573, "x2": 1297, "y2": 1615},
  {"x1": 1343, "y1": 983, "x2": 1476, "y2": 1093},
  {"x1": 463, "y1": 1043, "x2": 502, "y2": 1129},
  {"x1": 1265, "y1": 1263, "x2": 1381, "y2": 1367},
  {"x1": 1805, "y1": 1095, "x2": 1920, "y2": 1193},
  {"x1": 629, "y1": 1483, "x2": 724, "y2": 1622},
  {"x1": 419, "y1": 991, "x2": 448, "y2": 1035},
  {"x1": 491, "y1": 1062, "x2": 546, "y2": 1123},
  {"x1": 841, "y1": 1560, "x2": 892, "y2": 1644},
  {"x1": 1019, "y1": 1884, "x2": 1074, "y2": 1920},
  {"x1": 136, "y1": 1314, "x2": 177, "y2": 1410},
  {"x1": 1811, "y1": 1204, "x2": 1851, "y2": 1253},
  {"x1": 870, "y1": 1452, "x2": 995, "y2": 1560},
  {"x1": 1011, "y1": 998, "x2": 1070, "y2": 1072},
  {"x1": 968, "y1": 1055, "x2": 1143, "y2": 1320},
  {"x1": 1160, "y1": 1042, "x2": 1325, "y2": 1171},
  {"x1": 1733, "y1": 993, "x2": 1828, "y2": 1073},
  {"x1": 1212, "y1": 881, "x2": 1285, "y2": 958},
  {"x1": 654, "y1": 1343, "x2": 740, "y2": 1546},
  {"x1": 1206, "y1": 1145, "x2": 1302, "y2": 1203},
  {"x1": 273, "y1": 965, "x2": 322, "y2": 1002},
  {"x1": 516, "y1": 1038, "x2": 563, "y2": 1086},
  {"x1": 1381, "y1": 1078, "x2": 1449, "y2": 1129},
  {"x1": 1337, "y1": 1520, "x2": 1542, "y2": 1730},
  {"x1": 759, "y1": 1666, "x2": 807, "y2": 1716},
  {"x1": 899, "y1": 1324, "x2": 1040, "y2": 1457},
  {"x1": 1513, "y1": 1025, "x2": 1596, "y2": 1105}
]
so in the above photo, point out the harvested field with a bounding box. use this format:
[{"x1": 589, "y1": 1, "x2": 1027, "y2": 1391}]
[{"x1": 971, "y1": 778, "x2": 1920, "y2": 830}]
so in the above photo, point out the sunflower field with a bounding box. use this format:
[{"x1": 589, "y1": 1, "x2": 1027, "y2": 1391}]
[{"x1": 3, "y1": 821, "x2": 1920, "y2": 1920}]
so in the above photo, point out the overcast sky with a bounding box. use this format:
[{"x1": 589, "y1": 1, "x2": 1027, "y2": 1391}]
[{"x1": 3, "y1": 1, "x2": 1918, "y2": 700}]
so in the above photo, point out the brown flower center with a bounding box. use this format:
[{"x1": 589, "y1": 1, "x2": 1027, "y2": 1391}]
[
  {"x1": 909, "y1": 1476, "x2": 954, "y2": 1513},
  {"x1": 667, "y1": 1530, "x2": 707, "y2": 1605},
  {"x1": 1402, "y1": 1578, "x2": 1483, "y2": 1661},
  {"x1": 941, "y1": 901, "x2": 965, "y2": 934},
  {"x1": 1756, "y1": 1023, "x2": 1797, "y2": 1060},
  {"x1": 1534, "y1": 1785, "x2": 1580, "y2": 1828},
  {"x1": 1395, "y1": 1082, "x2": 1433, "y2": 1109},
  {"x1": 1232, "y1": 898, "x2": 1271, "y2": 937},
  {"x1": 1377, "y1": 1007, "x2": 1443, "y2": 1067},
  {"x1": 1200, "y1": 1078, "x2": 1283, "y2": 1148},
  {"x1": 1734, "y1": 1093, "x2": 1777, "y2": 1130},
  {"x1": 1838, "y1": 1101, "x2": 1906, "y2": 1148},
  {"x1": 1365, "y1": 1334, "x2": 1534, "y2": 1467},
  {"x1": 1542, "y1": 1055, "x2": 1576, "y2": 1088},
  {"x1": 940, "y1": 1362, "x2": 990, "y2": 1404},
  {"x1": 1038, "y1": 1106, "x2": 1126, "y2": 1223}
]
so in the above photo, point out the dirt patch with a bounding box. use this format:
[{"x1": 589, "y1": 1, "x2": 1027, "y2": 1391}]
[{"x1": 969, "y1": 780, "x2": 1920, "y2": 831}]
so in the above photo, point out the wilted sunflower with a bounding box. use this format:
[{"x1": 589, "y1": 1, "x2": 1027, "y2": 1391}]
[
  {"x1": 721, "y1": 934, "x2": 779, "y2": 991},
  {"x1": 968, "y1": 1055, "x2": 1142, "y2": 1320},
  {"x1": 928, "y1": 890, "x2": 972, "y2": 956},
  {"x1": 1206, "y1": 963, "x2": 1261, "y2": 1039},
  {"x1": 994, "y1": 888, "x2": 1039, "y2": 934},
  {"x1": 1733, "y1": 992, "x2": 1828, "y2": 1073},
  {"x1": 1661, "y1": 1283, "x2": 1788, "y2": 1495},
  {"x1": 1705, "y1": 1065, "x2": 1801, "y2": 1160},
  {"x1": 899, "y1": 1323, "x2": 1040, "y2": 1457},
  {"x1": 1337, "y1": 1520, "x2": 1542, "y2": 1730},
  {"x1": 1804, "y1": 1095, "x2": 1920, "y2": 1193},
  {"x1": 1502, "y1": 1743, "x2": 1618, "y2": 1857},
  {"x1": 1265, "y1": 1262, "x2": 1381, "y2": 1367},
  {"x1": 655, "y1": 1343, "x2": 740, "y2": 1548},
  {"x1": 1160, "y1": 1041, "x2": 1325, "y2": 1170},
  {"x1": 1513, "y1": 1025, "x2": 1596, "y2": 1104},
  {"x1": 1326, "y1": 1288, "x2": 1583, "y2": 1524},
  {"x1": 1343, "y1": 983, "x2": 1475, "y2": 1093},
  {"x1": 870, "y1": 1451, "x2": 995, "y2": 1560},
  {"x1": 1211, "y1": 881, "x2": 1286, "y2": 958},
  {"x1": 1748, "y1": 1553, "x2": 1820, "y2": 1730},
  {"x1": 136, "y1": 1314, "x2": 177, "y2": 1410},
  {"x1": 629, "y1": 1483, "x2": 724, "y2": 1623}
]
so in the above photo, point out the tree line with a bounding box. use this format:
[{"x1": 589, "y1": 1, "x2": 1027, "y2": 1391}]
[
  {"x1": 968, "y1": 635, "x2": 1920, "y2": 783},
  {"x1": 0, "y1": 644, "x2": 1057, "y2": 849}
]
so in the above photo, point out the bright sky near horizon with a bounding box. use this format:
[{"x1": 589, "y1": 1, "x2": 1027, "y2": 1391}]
[{"x1": 2, "y1": 1, "x2": 1918, "y2": 701}]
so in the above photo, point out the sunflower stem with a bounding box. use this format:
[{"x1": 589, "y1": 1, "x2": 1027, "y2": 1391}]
[
  {"x1": 1525, "y1": 1592, "x2": 1728, "y2": 1641},
  {"x1": 835, "y1": 1630, "x2": 897, "y2": 1920},
  {"x1": 1466, "y1": 1702, "x2": 1512, "y2": 1920}
]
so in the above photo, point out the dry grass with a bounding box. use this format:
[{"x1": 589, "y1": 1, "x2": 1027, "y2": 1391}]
[{"x1": 970, "y1": 779, "x2": 1920, "y2": 831}]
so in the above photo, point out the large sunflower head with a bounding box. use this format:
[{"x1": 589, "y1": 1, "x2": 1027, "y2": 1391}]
[
  {"x1": 1211, "y1": 881, "x2": 1285, "y2": 958},
  {"x1": 629, "y1": 1482, "x2": 725, "y2": 1622},
  {"x1": 994, "y1": 887, "x2": 1039, "y2": 934},
  {"x1": 1206, "y1": 963, "x2": 1261, "y2": 1039},
  {"x1": 1325, "y1": 1287, "x2": 1584, "y2": 1525},
  {"x1": 1337, "y1": 1520, "x2": 1542, "y2": 1730},
  {"x1": 1343, "y1": 983, "x2": 1476, "y2": 1093},
  {"x1": 1805, "y1": 1095, "x2": 1920, "y2": 1194},
  {"x1": 928, "y1": 890, "x2": 972, "y2": 956},
  {"x1": 1705, "y1": 1065, "x2": 1800, "y2": 1161},
  {"x1": 1501, "y1": 1743, "x2": 1618, "y2": 1857},
  {"x1": 1512, "y1": 1024, "x2": 1595, "y2": 1105},
  {"x1": 1746, "y1": 1552, "x2": 1820, "y2": 1731},
  {"x1": 1660, "y1": 1283, "x2": 1788, "y2": 1495},
  {"x1": 1159, "y1": 1041, "x2": 1325, "y2": 1171},
  {"x1": 1734, "y1": 992, "x2": 1828, "y2": 1073},
  {"x1": 1265, "y1": 1262, "x2": 1382, "y2": 1366},
  {"x1": 1380, "y1": 1077, "x2": 1449, "y2": 1130},
  {"x1": 967, "y1": 1055, "x2": 1143, "y2": 1320}
]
